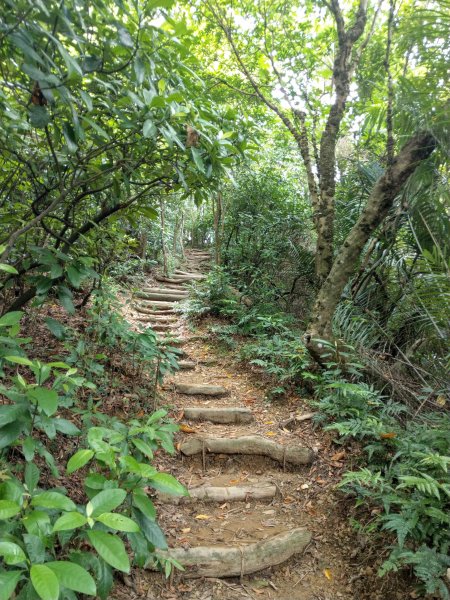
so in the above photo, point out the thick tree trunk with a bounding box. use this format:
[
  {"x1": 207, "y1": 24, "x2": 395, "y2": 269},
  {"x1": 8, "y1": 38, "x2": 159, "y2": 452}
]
[
  {"x1": 306, "y1": 131, "x2": 436, "y2": 352},
  {"x1": 213, "y1": 191, "x2": 223, "y2": 265},
  {"x1": 159, "y1": 198, "x2": 168, "y2": 276}
]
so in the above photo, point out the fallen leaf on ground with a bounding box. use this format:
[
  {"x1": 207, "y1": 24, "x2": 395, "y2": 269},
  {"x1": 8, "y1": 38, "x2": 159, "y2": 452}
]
[
  {"x1": 380, "y1": 432, "x2": 397, "y2": 439},
  {"x1": 330, "y1": 451, "x2": 345, "y2": 461},
  {"x1": 266, "y1": 431, "x2": 276, "y2": 436},
  {"x1": 323, "y1": 568, "x2": 332, "y2": 580},
  {"x1": 181, "y1": 528, "x2": 191, "y2": 533},
  {"x1": 195, "y1": 514, "x2": 210, "y2": 520},
  {"x1": 179, "y1": 423, "x2": 196, "y2": 433}
]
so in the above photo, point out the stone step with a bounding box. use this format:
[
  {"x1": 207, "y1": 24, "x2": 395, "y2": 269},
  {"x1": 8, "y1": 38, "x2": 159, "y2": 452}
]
[
  {"x1": 179, "y1": 435, "x2": 315, "y2": 466},
  {"x1": 174, "y1": 383, "x2": 228, "y2": 396},
  {"x1": 183, "y1": 407, "x2": 253, "y2": 424}
]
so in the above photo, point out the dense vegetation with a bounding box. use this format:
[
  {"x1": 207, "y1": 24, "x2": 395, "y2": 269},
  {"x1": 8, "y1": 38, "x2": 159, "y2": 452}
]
[{"x1": 0, "y1": 0, "x2": 449, "y2": 598}]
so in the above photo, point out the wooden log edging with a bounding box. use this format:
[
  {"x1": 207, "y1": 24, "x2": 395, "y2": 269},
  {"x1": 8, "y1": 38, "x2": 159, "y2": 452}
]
[
  {"x1": 159, "y1": 482, "x2": 276, "y2": 504},
  {"x1": 151, "y1": 528, "x2": 311, "y2": 578},
  {"x1": 180, "y1": 435, "x2": 315, "y2": 466},
  {"x1": 183, "y1": 407, "x2": 254, "y2": 424},
  {"x1": 175, "y1": 383, "x2": 229, "y2": 396},
  {"x1": 135, "y1": 292, "x2": 187, "y2": 301}
]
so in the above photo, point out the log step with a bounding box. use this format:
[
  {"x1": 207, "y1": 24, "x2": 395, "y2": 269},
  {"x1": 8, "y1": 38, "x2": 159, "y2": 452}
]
[
  {"x1": 180, "y1": 435, "x2": 314, "y2": 466},
  {"x1": 152, "y1": 528, "x2": 311, "y2": 578},
  {"x1": 138, "y1": 300, "x2": 178, "y2": 309},
  {"x1": 134, "y1": 307, "x2": 177, "y2": 315},
  {"x1": 149, "y1": 323, "x2": 177, "y2": 332},
  {"x1": 183, "y1": 407, "x2": 254, "y2": 424},
  {"x1": 160, "y1": 482, "x2": 276, "y2": 504},
  {"x1": 175, "y1": 383, "x2": 228, "y2": 396},
  {"x1": 178, "y1": 360, "x2": 196, "y2": 370},
  {"x1": 135, "y1": 292, "x2": 187, "y2": 302},
  {"x1": 142, "y1": 287, "x2": 189, "y2": 296},
  {"x1": 155, "y1": 275, "x2": 198, "y2": 285}
]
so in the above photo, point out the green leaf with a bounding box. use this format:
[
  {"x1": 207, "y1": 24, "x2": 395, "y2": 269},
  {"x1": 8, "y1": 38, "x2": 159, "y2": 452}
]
[
  {"x1": 66, "y1": 449, "x2": 94, "y2": 475},
  {"x1": 142, "y1": 119, "x2": 157, "y2": 138},
  {"x1": 57, "y1": 288, "x2": 75, "y2": 314},
  {"x1": 46, "y1": 561, "x2": 96, "y2": 595},
  {"x1": 32, "y1": 491, "x2": 76, "y2": 512},
  {"x1": 30, "y1": 565, "x2": 59, "y2": 600},
  {"x1": 133, "y1": 509, "x2": 167, "y2": 549},
  {"x1": 66, "y1": 266, "x2": 82, "y2": 288},
  {"x1": 86, "y1": 489, "x2": 126, "y2": 518},
  {"x1": 0, "y1": 570, "x2": 22, "y2": 600},
  {"x1": 95, "y1": 513, "x2": 140, "y2": 532},
  {"x1": 0, "y1": 263, "x2": 18, "y2": 275},
  {"x1": 148, "y1": 473, "x2": 188, "y2": 496},
  {"x1": 191, "y1": 147, "x2": 205, "y2": 173},
  {"x1": 28, "y1": 388, "x2": 58, "y2": 417},
  {"x1": 79, "y1": 90, "x2": 93, "y2": 112},
  {"x1": 24, "y1": 463, "x2": 40, "y2": 492},
  {"x1": 23, "y1": 437, "x2": 37, "y2": 462},
  {"x1": 44, "y1": 318, "x2": 66, "y2": 340},
  {"x1": 0, "y1": 541, "x2": 26, "y2": 565},
  {"x1": 87, "y1": 531, "x2": 130, "y2": 573},
  {"x1": 131, "y1": 437, "x2": 154, "y2": 459},
  {"x1": 54, "y1": 419, "x2": 80, "y2": 435},
  {"x1": 0, "y1": 500, "x2": 21, "y2": 519},
  {"x1": 23, "y1": 534, "x2": 45, "y2": 564},
  {"x1": 29, "y1": 106, "x2": 51, "y2": 128},
  {"x1": 0, "y1": 312, "x2": 23, "y2": 327},
  {"x1": 132, "y1": 489, "x2": 156, "y2": 520},
  {"x1": 0, "y1": 422, "x2": 23, "y2": 450},
  {"x1": 5, "y1": 355, "x2": 33, "y2": 366},
  {"x1": 52, "y1": 512, "x2": 87, "y2": 532},
  {"x1": 0, "y1": 405, "x2": 24, "y2": 428},
  {"x1": 62, "y1": 123, "x2": 78, "y2": 153}
]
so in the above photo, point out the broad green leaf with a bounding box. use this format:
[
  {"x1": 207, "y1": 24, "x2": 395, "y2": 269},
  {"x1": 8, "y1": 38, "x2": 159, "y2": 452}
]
[
  {"x1": 28, "y1": 388, "x2": 58, "y2": 417},
  {"x1": 0, "y1": 264, "x2": 19, "y2": 274},
  {"x1": 46, "y1": 561, "x2": 96, "y2": 595},
  {"x1": 0, "y1": 422, "x2": 23, "y2": 450},
  {"x1": 0, "y1": 405, "x2": 24, "y2": 428},
  {"x1": 32, "y1": 491, "x2": 76, "y2": 512},
  {"x1": 0, "y1": 312, "x2": 23, "y2": 327},
  {"x1": 24, "y1": 463, "x2": 40, "y2": 492},
  {"x1": 87, "y1": 531, "x2": 130, "y2": 573},
  {"x1": 30, "y1": 565, "x2": 59, "y2": 600},
  {"x1": 133, "y1": 509, "x2": 167, "y2": 549},
  {"x1": 0, "y1": 500, "x2": 21, "y2": 519},
  {"x1": 132, "y1": 489, "x2": 156, "y2": 520},
  {"x1": 0, "y1": 570, "x2": 22, "y2": 600},
  {"x1": 95, "y1": 513, "x2": 140, "y2": 532},
  {"x1": 66, "y1": 266, "x2": 82, "y2": 288},
  {"x1": 86, "y1": 489, "x2": 126, "y2": 517},
  {"x1": 131, "y1": 437, "x2": 154, "y2": 459},
  {"x1": 44, "y1": 318, "x2": 66, "y2": 340},
  {"x1": 148, "y1": 473, "x2": 188, "y2": 496},
  {"x1": 52, "y1": 512, "x2": 87, "y2": 532},
  {"x1": 5, "y1": 355, "x2": 33, "y2": 366},
  {"x1": 54, "y1": 419, "x2": 80, "y2": 435},
  {"x1": 143, "y1": 119, "x2": 157, "y2": 138},
  {"x1": 22, "y1": 437, "x2": 37, "y2": 462},
  {"x1": 0, "y1": 541, "x2": 26, "y2": 565},
  {"x1": 22, "y1": 511, "x2": 50, "y2": 535},
  {"x1": 191, "y1": 147, "x2": 205, "y2": 173},
  {"x1": 29, "y1": 106, "x2": 50, "y2": 128}
]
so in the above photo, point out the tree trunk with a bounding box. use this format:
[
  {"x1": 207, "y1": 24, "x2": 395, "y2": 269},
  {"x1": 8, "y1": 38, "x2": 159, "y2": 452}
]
[
  {"x1": 159, "y1": 198, "x2": 168, "y2": 276},
  {"x1": 306, "y1": 131, "x2": 436, "y2": 353},
  {"x1": 213, "y1": 191, "x2": 223, "y2": 265}
]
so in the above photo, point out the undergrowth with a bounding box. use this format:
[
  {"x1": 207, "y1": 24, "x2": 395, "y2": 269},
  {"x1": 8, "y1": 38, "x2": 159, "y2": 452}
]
[
  {"x1": 0, "y1": 284, "x2": 185, "y2": 599},
  {"x1": 186, "y1": 268, "x2": 450, "y2": 598}
]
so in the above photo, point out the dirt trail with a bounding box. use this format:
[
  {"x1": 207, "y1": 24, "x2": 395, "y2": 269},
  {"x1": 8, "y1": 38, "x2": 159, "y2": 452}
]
[{"x1": 117, "y1": 250, "x2": 410, "y2": 600}]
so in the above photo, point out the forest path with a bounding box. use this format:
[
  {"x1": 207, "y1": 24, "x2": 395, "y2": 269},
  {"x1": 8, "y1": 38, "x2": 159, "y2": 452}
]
[{"x1": 118, "y1": 250, "x2": 381, "y2": 600}]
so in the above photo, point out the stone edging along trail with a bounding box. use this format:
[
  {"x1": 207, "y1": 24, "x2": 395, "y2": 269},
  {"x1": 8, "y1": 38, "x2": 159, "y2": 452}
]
[{"x1": 122, "y1": 249, "x2": 382, "y2": 600}]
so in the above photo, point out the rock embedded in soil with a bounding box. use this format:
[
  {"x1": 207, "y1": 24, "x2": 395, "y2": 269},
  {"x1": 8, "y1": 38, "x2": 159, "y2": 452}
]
[
  {"x1": 180, "y1": 435, "x2": 315, "y2": 466},
  {"x1": 151, "y1": 528, "x2": 311, "y2": 578},
  {"x1": 183, "y1": 407, "x2": 254, "y2": 424}
]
